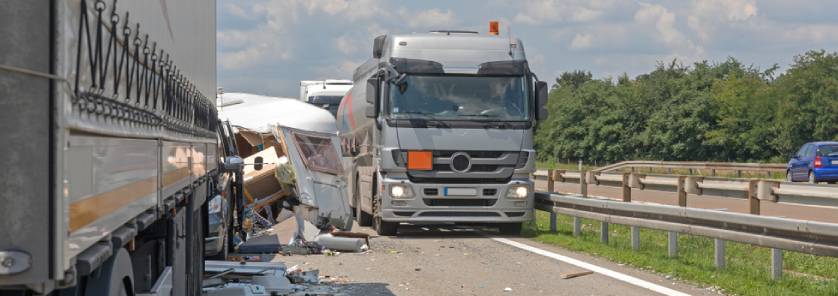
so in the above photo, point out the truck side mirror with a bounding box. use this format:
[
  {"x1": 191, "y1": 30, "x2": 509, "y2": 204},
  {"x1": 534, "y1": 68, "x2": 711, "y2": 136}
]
[
  {"x1": 365, "y1": 77, "x2": 379, "y2": 118},
  {"x1": 222, "y1": 156, "x2": 243, "y2": 172},
  {"x1": 373, "y1": 35, "x2": 386, "y2": 58},
  {"x1": 535, "y1": 81, "x2": 549, "y2": 120}
]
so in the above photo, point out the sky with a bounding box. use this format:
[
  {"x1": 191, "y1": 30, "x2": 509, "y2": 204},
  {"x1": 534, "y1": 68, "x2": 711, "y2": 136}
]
[{"x1": 217, "y1": 0, "x2": 838, "y2": 98}]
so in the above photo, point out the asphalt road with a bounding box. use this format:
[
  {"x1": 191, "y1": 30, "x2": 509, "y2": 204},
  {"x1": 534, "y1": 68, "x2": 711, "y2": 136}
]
[
  {"x1": 272, "y1": 224, "x2": 717, "y2": 296},
  {"x1": 536, "y1": 180, "x2": 838, "y2": 224}
]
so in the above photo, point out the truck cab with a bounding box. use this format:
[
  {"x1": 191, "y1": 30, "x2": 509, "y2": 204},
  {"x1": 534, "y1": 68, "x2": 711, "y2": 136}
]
[
  {"x1": 338, "y1": 26, "x2": 548, "y2": 236},
  {"x1": 300, "y1": 80, "x2": 353, "y2": 117}
]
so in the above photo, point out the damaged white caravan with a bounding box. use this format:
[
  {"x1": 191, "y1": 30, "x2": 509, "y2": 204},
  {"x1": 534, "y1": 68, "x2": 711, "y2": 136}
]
[{"x1": 219, "y1": 93, "x2": 353, "y2": 235}]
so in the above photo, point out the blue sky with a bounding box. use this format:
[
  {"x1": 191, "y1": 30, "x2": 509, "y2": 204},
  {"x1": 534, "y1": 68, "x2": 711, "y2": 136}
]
[{"x1": 217, "y1": 0, "x2": 838, "y2": 98}]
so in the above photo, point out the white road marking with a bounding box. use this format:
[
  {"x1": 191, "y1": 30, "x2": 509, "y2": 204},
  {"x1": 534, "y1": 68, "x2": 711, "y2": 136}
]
[{"x1": 492, "y1": 237, "x2": 692, "y2": 296}]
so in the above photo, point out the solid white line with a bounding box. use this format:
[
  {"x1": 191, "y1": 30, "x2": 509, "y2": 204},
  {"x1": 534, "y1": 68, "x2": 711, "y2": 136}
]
[{"x1": 492, "y1": 237, "x2": 692, "y2": 296}]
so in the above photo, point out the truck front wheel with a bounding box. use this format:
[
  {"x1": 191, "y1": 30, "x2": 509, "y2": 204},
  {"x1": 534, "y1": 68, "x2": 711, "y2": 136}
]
[
  {"x1": 355, "y1": 175, "x2": 372, "y2": 226},
  {"x1": 498, "y1": 223, "x2": 523, "y2": 236},
  {"x1": 374, "y1": 216, "x2": 398, "y2": 236}
]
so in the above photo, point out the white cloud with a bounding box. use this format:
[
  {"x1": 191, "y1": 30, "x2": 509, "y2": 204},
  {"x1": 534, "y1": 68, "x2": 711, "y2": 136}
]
[
  {"x1": 218, "y1": 0, "x2": 388, "y2": 70},
  {"x1": 687, "y1": 0, "x2": 758, "y2": 42},
  {"x1": 781, "y1": 24, "x2": 838, "y2": 44},
  {"x1": 569, "y1": 33, "x2": 593, "y2": 50},
  {"x1": 513, "y1": 0, "x2": 614, "y2": 24},
  {"x1": 301, "y1": 0, "x2": 385, "y2": 20},
  {"x1": 404, "y1": 9, "x2": 458, "y2": 29},
  {"x1": 634, "y1": 3, "x2": 704, "y2": 60},
  {"x1": 335, "y1": 35, "x2": 357, "y2": 55}
]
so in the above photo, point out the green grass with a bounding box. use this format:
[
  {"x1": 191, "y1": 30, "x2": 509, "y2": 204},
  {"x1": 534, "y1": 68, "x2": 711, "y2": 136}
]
[{"x1": 523, "y1": 211, "x2": 838, "y2": 296}]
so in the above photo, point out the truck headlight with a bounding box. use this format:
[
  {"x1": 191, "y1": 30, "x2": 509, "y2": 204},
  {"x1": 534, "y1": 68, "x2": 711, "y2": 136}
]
[
  {"x1": 506, "y1": 185, "x2": 529, "y2": 199},
  {"x1": 390, "y1": 184, "x2": 413, "y2": 199}
]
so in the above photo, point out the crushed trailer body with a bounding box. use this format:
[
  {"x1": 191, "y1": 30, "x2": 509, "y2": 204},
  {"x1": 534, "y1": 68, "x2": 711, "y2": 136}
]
[{"x1": 218, "y1": 94, "x2": 353, "y2": 252}]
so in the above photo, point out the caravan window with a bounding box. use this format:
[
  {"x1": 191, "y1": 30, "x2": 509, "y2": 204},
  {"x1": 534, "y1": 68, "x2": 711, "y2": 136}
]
[{"x1": 293, "y1": 132, "x2": 342, "y2": 175}]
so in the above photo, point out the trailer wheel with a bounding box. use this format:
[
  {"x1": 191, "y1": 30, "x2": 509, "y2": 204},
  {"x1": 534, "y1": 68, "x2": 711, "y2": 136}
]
[{"x1": 83, "y1": 248, "x2": 134, "y2": 296}]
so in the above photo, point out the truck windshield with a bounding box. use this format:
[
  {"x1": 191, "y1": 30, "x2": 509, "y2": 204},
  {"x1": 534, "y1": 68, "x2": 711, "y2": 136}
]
[
  {"x1": 308, "y1": 96, "x2": 343, "y2": 116},
  {"x1": 388, "y1": 75, "x2": 528, "y2": 121}
]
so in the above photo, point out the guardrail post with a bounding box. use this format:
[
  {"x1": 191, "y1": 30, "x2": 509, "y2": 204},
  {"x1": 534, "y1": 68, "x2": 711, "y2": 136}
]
[
  {"x1": 668, "y1": 232, "x2": 678, "y2": 258},
  {"x1": 573, "y1": 217, "x2": 581, "y2": 237},
  {"x1": 631, "y1": 226, "x2": 640, "y2": 250},
  {"x1": 715, "y1": 239, "x2": 726, "y2": 269},
  {"x1": 710, "y1": 169, "x2": 716, "y2": 176},
  {"x1": 580, "y1": 171, "x2": 588, "y2": 197},
  {"x1": 748, "y1": 180, "x2": 760, "y2": 215},
  {"x1": 548, "y1": 170, "x2": 557, "y2": 233},
  {"x1": 757, "y1": 180, "x2": 780, "y2": 202},
  {"x1": 622, "y1": 173, "x2": 632, "y2": 202},
  {"x1": 600, "y1": 221, "x2": 609, "y2": 244},
  {"x1": 771, "y1": 248, "x2": 783, "y2": 280},
  {"x1": 677, "y1": 176, "x2": 687, "y2": 207}
]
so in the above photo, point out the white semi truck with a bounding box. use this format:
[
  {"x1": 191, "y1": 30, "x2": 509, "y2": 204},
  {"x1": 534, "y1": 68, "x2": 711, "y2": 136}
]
[
  {"x1": 299, "y1": 80, "x2": 353, "y2": 117},
  {"x1": 336, "y1": 24, "x2": 549, "y2": 236},
  {"x1": 0, "y1": 1, "x2": 237, "y2": 295}
]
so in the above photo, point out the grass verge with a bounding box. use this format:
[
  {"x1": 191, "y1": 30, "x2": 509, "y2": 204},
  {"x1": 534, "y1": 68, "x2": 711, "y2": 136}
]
[{"x1": 522, "y1": 211, "x2": 838, "y2": 296}]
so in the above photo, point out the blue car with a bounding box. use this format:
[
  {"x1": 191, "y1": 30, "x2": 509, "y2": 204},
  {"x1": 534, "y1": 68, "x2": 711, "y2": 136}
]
[{"x1": 787, "y1": 141, "x2": 838, "y2": 184}]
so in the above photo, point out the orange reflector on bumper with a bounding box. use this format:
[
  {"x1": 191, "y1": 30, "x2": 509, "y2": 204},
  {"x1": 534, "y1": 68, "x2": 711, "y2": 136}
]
[{"x1": 407, "y1": 151, "x2": 433, "y2": 170}]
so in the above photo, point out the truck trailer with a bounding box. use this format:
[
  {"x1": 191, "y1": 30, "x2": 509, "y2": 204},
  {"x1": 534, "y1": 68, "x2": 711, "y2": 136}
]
[
  {"x1": 336, "y1": 24, "x2": 549, "y2": 236},
  {"x1": 0, "y1": 1, "x2": 236, "y2": 295}
]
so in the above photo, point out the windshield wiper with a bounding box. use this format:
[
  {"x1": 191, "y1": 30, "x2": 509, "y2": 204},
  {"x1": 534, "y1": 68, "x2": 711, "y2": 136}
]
[{"x1": 397, "y1": 112, "x2": 450, "y2": 128}]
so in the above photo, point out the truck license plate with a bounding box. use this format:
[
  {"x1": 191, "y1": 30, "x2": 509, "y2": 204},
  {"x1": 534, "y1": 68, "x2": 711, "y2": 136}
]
[
  {"x1": 832, "y1": 160, "x2": 838, "y2": 165},
  {"x1": 444, "y1": 187, "x2": 477, "y2": 196}
]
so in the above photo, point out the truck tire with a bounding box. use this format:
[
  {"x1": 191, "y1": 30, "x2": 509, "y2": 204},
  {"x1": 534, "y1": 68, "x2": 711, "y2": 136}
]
[
  {"x1": 374, "y1": 216, "x2": 398, "y2": 236},
  {"x1": 355, "y1": 176, "x2": 373, "y2": 227},
  {"x1": 498, "y1": 223, "x2": 523, "y2": 236},
  {"x1": 371, "y1": 177, "x2": 397, "y2": 236},
  {"x1": 83, "y1": 248, "x2": 134, "y2": 296}
]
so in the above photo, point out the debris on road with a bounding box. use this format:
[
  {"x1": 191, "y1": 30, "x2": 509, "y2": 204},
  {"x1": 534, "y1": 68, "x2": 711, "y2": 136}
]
[
  {"x1": 504, "y1": 287, "x2": 513, "y2": 292},
  {"x1": 560, "y1": 270, "x2": 594, "y2": 279},
  {"x1": 204, "y1": 260, "x2": 341, "y2": 295},
  {"x1": 315, "y1": 233, "x2": 369, "y2": 252}
]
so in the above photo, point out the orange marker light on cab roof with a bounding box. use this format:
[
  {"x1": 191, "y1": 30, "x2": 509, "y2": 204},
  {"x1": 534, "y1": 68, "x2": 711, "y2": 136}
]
[
  {"x1": 489, "y1": 21, "x2": 500, "y2": 36},
  {"x1": 407, "y1": 151, "x2": 433, "y2": 170}
]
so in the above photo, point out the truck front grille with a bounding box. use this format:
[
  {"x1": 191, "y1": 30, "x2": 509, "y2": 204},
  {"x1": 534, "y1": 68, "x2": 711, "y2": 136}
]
[
  {"x1": 408, "y1": 150, "x2": 521, "y2": 183},
  {"x1": 423, "y1": 198, "x2": 497, "y2": 207}
]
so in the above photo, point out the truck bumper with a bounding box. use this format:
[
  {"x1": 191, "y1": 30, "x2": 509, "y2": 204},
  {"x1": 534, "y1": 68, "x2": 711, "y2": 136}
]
[{"x1": 378, "y1": 177, "x2": 533, "y2": 223}]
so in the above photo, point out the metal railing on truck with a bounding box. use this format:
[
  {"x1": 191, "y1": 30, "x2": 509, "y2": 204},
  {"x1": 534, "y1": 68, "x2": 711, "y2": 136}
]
[{"x1": 533, "y1": 169, "x2": 838, "y2": 280}]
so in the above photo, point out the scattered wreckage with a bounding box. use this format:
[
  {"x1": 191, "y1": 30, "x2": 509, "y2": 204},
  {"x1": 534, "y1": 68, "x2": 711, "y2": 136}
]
[{"x1": 218, "y1": 93, "x2": 365, "y2": 254}]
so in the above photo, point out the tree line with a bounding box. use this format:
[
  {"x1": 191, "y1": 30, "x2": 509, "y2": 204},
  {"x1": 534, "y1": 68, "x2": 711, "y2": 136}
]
[{"x1": 535, "y1": 50, "x2": 838, "y2": 164}]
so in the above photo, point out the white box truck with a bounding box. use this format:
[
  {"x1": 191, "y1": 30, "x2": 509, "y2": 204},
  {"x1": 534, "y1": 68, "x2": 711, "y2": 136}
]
[
  {"x1": 336, "y1": 24, "x2": 549, "y2": 236},
  {"x1": 299, "y1": 80, "x2": 353, "y2": 117}
]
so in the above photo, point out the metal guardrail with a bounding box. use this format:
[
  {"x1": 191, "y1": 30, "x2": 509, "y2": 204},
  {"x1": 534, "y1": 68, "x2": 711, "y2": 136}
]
[
  {"x1": 532, "y1": 169, "x2": 838, "y2": 280},
  {"x1": 534, "y1": 170, "x2": 838, "y2": 208},
  {"x1": 594, "y1": 160, "x2": 787, "y2": 176}
]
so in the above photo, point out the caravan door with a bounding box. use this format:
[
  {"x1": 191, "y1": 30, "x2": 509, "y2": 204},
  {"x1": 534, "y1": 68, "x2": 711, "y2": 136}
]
[{"x1": 277, "y1": 127, "x2": 353, "y2": 231}]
